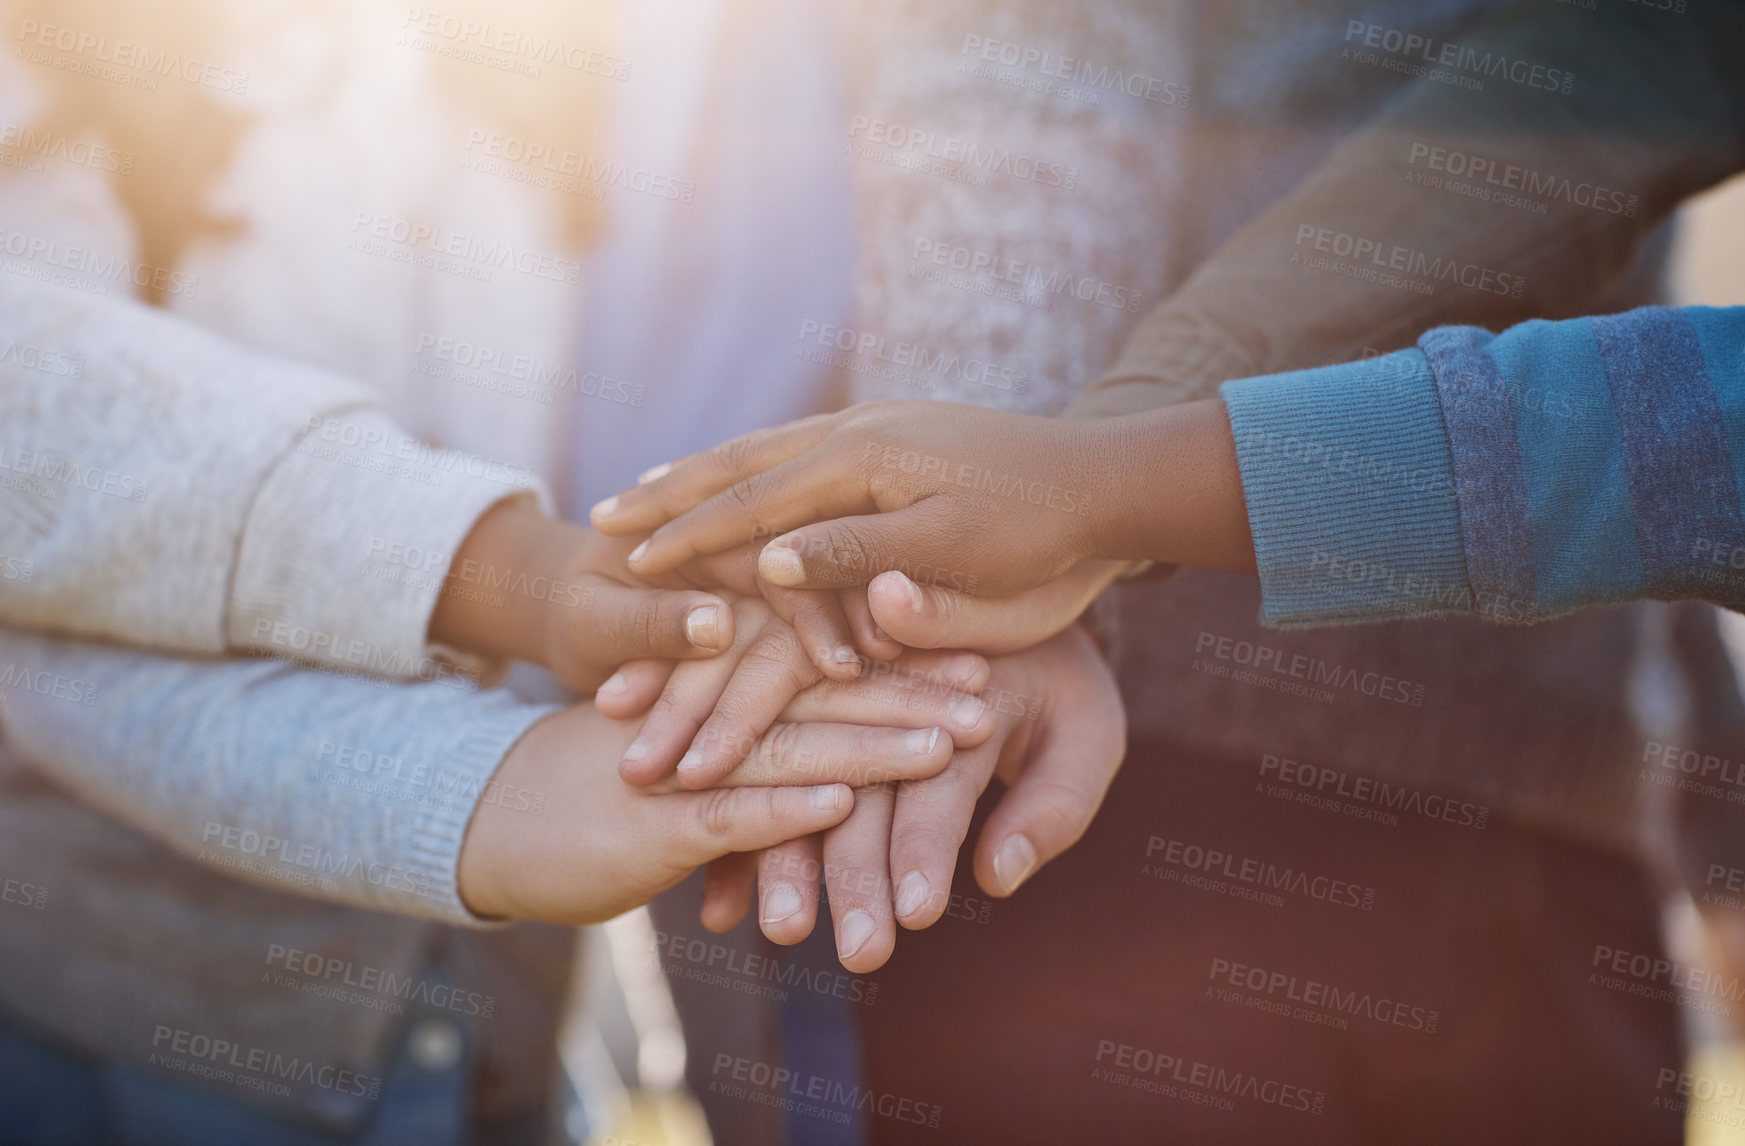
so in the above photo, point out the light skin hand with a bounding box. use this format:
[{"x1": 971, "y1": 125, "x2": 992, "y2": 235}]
[
  {"x1": 707, "y1": 625, "x2": 1127, "y2": 972},
  {"x1": 455, "y1": 677, "x2": 969, "y2": 924},
  {"x1": 615, "y1": 591, "x2": 995, "y2": 791},
  {"x1": 588, "y1": 398, "x2": 1255, "y2": 594}
]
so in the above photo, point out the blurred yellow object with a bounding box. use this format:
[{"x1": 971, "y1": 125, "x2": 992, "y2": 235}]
[{"x1": 587, "y1": 1088, "x2": 712, "y2": 1146}]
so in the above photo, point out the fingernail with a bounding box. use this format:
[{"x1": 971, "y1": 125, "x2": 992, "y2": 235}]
[
  {"x1": 872, "y1": 623, "x2": 891, "y2": 643},
  {"x1": 833, "y1": 645, "x2": 860, "y2": 666},
  {"x1": 837, "y1": 908, "x2": 876, "y2": 959},
  {"x1": 895, "y1": 871, "x2": 932, "y2": 918},
  {"x1": 761, "y1": 882, "x2": 803, "y2": 924},
  {"x1": 628, "y1": 540, "x2": 649, "y2": 565},
  {"x1": 598, "y1": 671, "x2": 629, "y2": 696},
  {"x1": 760, "y1": 544, "x2": 806, "y2": 586},
  {"x1": 907, "y1": 727, "x2": 940, "y2": 754},
  {"x1": 898, "y1": 572, "x2": 924, "y2": 615},
  {"x1": 809, "y1": 785, "x2": 844, "y2": 811},
  {"x1": 590, "y1": 495, "x2": 618, "y2": 519},
  {"x1": 677, "y1": 749, "x2": 704, "y2": 779},
  {"x1": 685, "y1": 605, "x2": 722, "y2": 649},
  {"x1": 993, "y1": 834, "x2": 1038, "y2": 895},
  {"x1": 949, "y1": 695, "x2": 986, "y2": 731},
  {"x1": 638, "y1": 462, "x2": 670, "y2": 485},
  {"x1": 621, "y1": 738, "x2": 648, "y2": 766}
]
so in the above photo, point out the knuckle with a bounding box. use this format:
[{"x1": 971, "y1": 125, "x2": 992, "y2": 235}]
[
  {"x1": 696, "y1": 788, "x2": 738, "y2": 839},
  {"x1": 1023, "y1": 778, "x2": 1095, "y2": 845}
]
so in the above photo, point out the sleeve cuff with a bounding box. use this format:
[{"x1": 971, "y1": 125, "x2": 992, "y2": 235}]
[
  {"x1": 1221, "y1": 350, "x2": 1473, "y2": 627},
  {"x1": 373, "y1": 697, "x2": 558, "y2": 928},
  {"x1": 226, "y1": 409, "x2": 553, "y2": 681}
]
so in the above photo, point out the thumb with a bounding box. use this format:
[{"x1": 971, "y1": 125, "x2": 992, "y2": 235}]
[
  {"x1": 973, "y1": 714, "x2": 1125, "y2": 899},
  {"x1": 586, "y1": 583, "x2": 736, "y2": 661},
  {"x1": 663, "y1": 784, "x2": 854, "y2": 868},
  {"x1": 866, "y1": 564, "x2": 1113, "y2": 654}
]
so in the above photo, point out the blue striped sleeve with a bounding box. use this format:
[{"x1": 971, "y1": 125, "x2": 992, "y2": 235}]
[{"x1": 1221, "y1": 305, "x2": 1745, "y2": 627}]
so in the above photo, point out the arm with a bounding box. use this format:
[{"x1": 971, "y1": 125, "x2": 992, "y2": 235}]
[
  {"x1": 0, "y1": 276, "x2": 732, "y2": 688},
  {"x1": 0, "y1": 627, "x2": 977, "y2": 925},
  {"x1": 1075, "y1": 0, "x2": 1745, "y2": 418},
  {"x1": 589, "y1": 304, "x2": 1745, "y2": 628}
]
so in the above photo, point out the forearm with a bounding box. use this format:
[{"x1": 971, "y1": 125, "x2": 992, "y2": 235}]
[
  {"x1": 0, "y1": 628, "x2": 556, "y2": 925},
  {"x1": 1073, "y1": 1, "x2": 1745, "y2": 419},
  {"x1": 0, "y1": 275, "x2": 548, "y2": 679}
]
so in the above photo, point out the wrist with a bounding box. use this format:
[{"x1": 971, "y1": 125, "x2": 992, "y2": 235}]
[
  {"x1": 1089, "y1": 400, "x2": 1257, "y2": 574},
  {"x1": 431, "y1": 498, "x2": 594, "y2": 668}
]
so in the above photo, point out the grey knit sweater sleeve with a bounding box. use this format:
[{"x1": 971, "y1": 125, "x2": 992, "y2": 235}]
[
  {"x1": 0, "y1": 626, "x2": 556, "y2": 925},
  {"x1": 0, "y1": 275, "x2": 549, "y2": 679}
]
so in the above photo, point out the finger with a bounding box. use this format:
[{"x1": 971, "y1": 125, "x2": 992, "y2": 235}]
[
  {"x1": 583, "y1": 581, "x2": 736, "y2": 659},
  {"x1": 623, "y1": 450, "x2": 873, "y2": 577},
  {"x1": 758, "y1": 837, "x2": 823, "y2": 945},
  {"x1": 760, "y1": 583, "x2": 863, "y2": 681},
  {"x1": 841, "y1": 588, "x2": 904, "y2": 661},
  {"x1": 661, "y1": 783, "x2": 854, "y2": 870},
  {"x1": 823, "y1": 785, "x2": 898, "y2": 973},
  {"x1": 973, "y1": 717, "x2": 1126, "y2": 899},
  {"x1": 890, "y1": 738, "x2": 1004, "y2": 930},
  {"x1": 756, "y1": 500, "x2": 1005, "y2": 591},
  {"x1": 590, "y1": 414, "x2": 839, "y2": 537},
  {"x1": 707, "y1": 722, "x2": 952, "y2": 790},
  {"x1": 679, "y1": 623, "x2": 820, "y2": 788},
  {"x1": 866, "y1": 564, "x2": 1118, "y2": 654},
  {"x1": 779, "y1": 652, "x2": 995, "y2": 750},
  {"x1": 701, "y1": 853, "x2": 757, "y2": 932},
  {"x1": 593, "y1": 659, "x2": 676, "y2": 720},
  {"x1": 618, "y1": 647, "x2": 742, "y2": 786}
]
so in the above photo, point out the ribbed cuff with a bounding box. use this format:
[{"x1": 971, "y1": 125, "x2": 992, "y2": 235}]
[
  {"x1": 379, "y1": 699, "x2": 558, "y2": 927},
  {"x1": 1221, "y1": 350, "x2": 1472, "y2": 627},
  {"x1": 227, "y1": 409, "x2": 552, "y2": 682}
]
